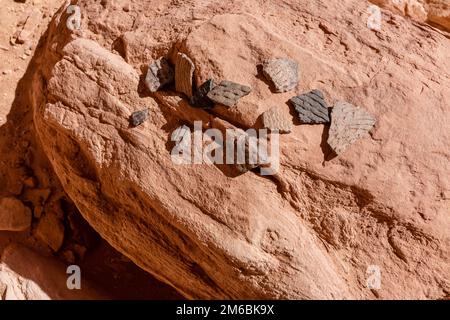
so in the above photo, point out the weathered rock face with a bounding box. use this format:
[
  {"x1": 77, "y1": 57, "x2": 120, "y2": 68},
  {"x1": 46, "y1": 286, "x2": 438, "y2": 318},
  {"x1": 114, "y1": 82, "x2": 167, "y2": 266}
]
[
  {"x1": 0, "y1": 197, "x2": 32, "y2": 232},
  {"x1": 30, "y1": 0, "x2": 449, "y2": 299},
  {"x1": 370, "y1": 0, "x2": 450, "y2": 31}
]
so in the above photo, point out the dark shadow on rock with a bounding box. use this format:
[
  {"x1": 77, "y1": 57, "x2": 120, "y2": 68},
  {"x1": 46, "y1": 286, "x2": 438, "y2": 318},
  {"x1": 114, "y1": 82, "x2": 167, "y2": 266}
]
[
  {"x1": 112, "y1": 36, "x2": 126, "y2": 61},
  {"x1": 320, "y1": 121, "x2": 337, "y2": 162},
  {"x1": 253, "y1": 112, "x2": 265, "y2": 131},
  {"x1": 0, "y1": 12, "x2": 185, "y2": 301},
  {"x1": 256, "y1": 63, "x2": 276, "y2": 93},
  {"x1": 286, "y1": 100, "x2": 335, "y2": 162},
  {"x1": 81, "y1": 240, "x2": 184, "y2": 300},
  {"x1": 286, "y1": 99, "x2": 302, "y2": 126},
  {"x1": 2, "y1": 243, "x2": 109, "y2": 300}
]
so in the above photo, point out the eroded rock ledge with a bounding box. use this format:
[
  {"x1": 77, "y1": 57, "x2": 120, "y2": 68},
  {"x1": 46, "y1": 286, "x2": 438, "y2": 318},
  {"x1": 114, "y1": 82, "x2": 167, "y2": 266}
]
[
  {"x1": 30, "y1": 0, "x2": 449, "y2": 299},
  {"x1": 370, "y1": 0, "x2": 450, "y2": 32}
]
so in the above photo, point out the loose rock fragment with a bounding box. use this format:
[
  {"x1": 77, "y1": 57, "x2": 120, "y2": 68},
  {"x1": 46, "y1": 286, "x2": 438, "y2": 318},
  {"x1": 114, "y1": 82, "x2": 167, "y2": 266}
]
[
  {"x1": 35, "y1": 212, "x2": 65, "y2": 252},
  {"x1": 262, "y1": 58, "x2": 298, "y2": 93},
  {"x1": 22, "y1": 188, "x2": 51, "y2": 205},
  {"x1": 327, "y1": 101, "x2": 376, "y2": 155},
  {"x1": 0, "y1": 197, "x2": 32, "y2": 231},
  {"x1": 175, "y1": 52, "x2": 195, "y2": 98},
  {"x1": 13, "y1": 8, "x2": 41, "y2": 45},
  {"x1": 262, "y1": 107, "x2": 292, "y2": 133},
  {"x1": 23, "y1": 176, "x2": 37, "y2": 188},
  {"x1": 130, "y1": 108, "x2": 149, "y2": 127},
  {"x1": 145, "y1": 57, "x2": 174, "y2": 92},
  {"x1": 190, "y1": 79, "x2": 215, "y2": 109},
  {"x1": 207, "y1": 80, "x2": 251, "y2": 107},
  {"x1": 290, "y1": 89, "x2": 330, "y2": 124}
]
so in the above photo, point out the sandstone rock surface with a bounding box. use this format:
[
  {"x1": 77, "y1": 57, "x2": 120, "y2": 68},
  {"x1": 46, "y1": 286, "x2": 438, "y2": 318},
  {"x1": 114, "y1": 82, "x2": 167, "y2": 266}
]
[
  {"x1": 370, "y1": 0, "x2": 450, "y2": 32},
  {"x1": 0, "y1": 197, "x2": 32, "y2": 232},
  {"x1": 0, "y1": 243, "x2": 108, "y2": 299},
  {"x1": 28, "y1": 0, "x2": 450, "y2": 299},
  {"x1": 34, "y1": 211, "x2": 65, "y2": 252}
]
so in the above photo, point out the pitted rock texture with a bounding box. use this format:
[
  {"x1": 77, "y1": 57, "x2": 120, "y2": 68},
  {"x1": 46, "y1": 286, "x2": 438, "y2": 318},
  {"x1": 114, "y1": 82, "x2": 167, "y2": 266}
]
[
  {"x1": 262, "y1": 58, "x2": 299, "y2": 93},
  {"x1": 262, "y1": 107, "x2": 292, "y2": 133},
  {"x1": 29, "y1": 0, "x2": 450, "y2": 300}
]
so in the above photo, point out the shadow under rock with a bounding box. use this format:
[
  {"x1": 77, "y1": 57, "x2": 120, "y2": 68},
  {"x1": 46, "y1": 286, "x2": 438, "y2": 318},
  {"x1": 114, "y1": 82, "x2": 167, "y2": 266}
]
[
  {"x1": 320, "y1": 121, "x2": 337, "y2": 162},
  {"x1": 287, "y1": 100, "x2": 336, "y2": 162},
  {"x1": 0, "y1": 19, "x2": 185, "y2": 300},
  {"x1": 256, "y1": 63, "x2": 277, "y2": 93}
]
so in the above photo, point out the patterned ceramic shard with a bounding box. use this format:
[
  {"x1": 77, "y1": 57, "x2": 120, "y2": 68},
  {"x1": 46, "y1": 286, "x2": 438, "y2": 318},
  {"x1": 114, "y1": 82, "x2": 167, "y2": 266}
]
[
  {"x1": 262, "y1": 58, "x2": 299, "y2": 93},
  {"x1": 290, "y1": 89, "x2": 330, "y2": 124},
  {"x1": 262, "y1": 107, "x2": 292, "y2": 133},
  {"x1": 175, "y1": 52, "x2": 195, "y2": 98},
  {"x1": 206, "y1": 80, "x2": 251, "y2": 107},
  {"x1": 327, "y1": 101, "x2": 376, "y2": 155},
  {"x1": 145, "y1": 57, "x2": 174, "y2": 92},
  {"x1": 190, "y1": 79, "x2": 215, "y2": 109},
  {"x1": 130, "y1": 108, "x2": 150, "y2": 127}
]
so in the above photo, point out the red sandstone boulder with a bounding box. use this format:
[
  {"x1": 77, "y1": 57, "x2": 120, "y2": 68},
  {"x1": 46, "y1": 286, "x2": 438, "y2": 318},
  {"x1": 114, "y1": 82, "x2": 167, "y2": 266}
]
[{"x1": 28, "y1": 0, "x2": 450, "y2": 299}]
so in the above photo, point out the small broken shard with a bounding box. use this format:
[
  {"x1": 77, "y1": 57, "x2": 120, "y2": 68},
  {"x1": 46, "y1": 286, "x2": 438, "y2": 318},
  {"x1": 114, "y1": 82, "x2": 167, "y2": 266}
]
[
  {"x1": 290, "y1": 89, "x2": 330, "y2": 124},
  {"x1": 130, "y1": 109, "x2": 149, "y2": 127},
  {"x1": 207, "y1": 80, "x2": 251, "y2": 107},
  {"x1": 262, "y1": 58, "x2": 298, "y2": 93},
  {"x1": 262, "y1": 107, "x2": 292, "y2": 133},
  {"x1": 327, "y1": 101, "x2": 376, "y2": 155},
  {"x1": 175, "y1": 52, "x2": 195, "y2": 98},
  {"x1": 190, "y1": 79, "x2": 215, "y2": 109},
  {"x1": 145, "y1": 57, "x2": 174, "y2": 92}
]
